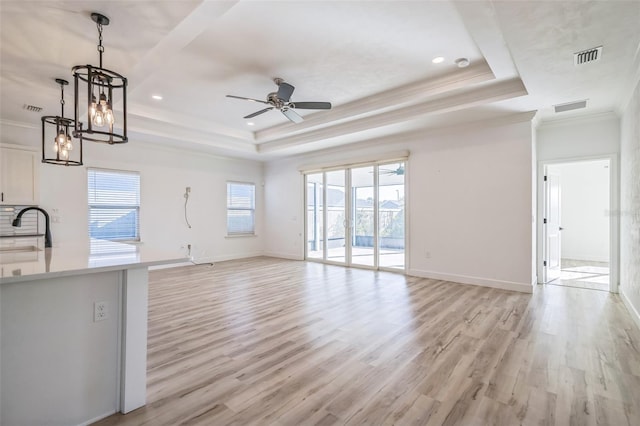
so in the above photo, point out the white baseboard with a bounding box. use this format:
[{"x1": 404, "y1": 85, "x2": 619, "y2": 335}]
[
  {"x1": 263, "y1": 251, "x2": 305, "y2": 261},
  {"x1": 78, "y1": 410, "x2": 116, "y2": 426},
  {"x1": 150, "y1": 261, "x2": 192, "y2": 270},
  {"x1": 532, "y1": 276, "x2": 540, "y2": 293},
  {"x1": 149, "y1": 252, "x2": 268, "y2": 270},
  {"x1": 212, "y1": 251, "x2": 264, "y2": 262},
  {"x1": 407, "y1": 269, "x2": 534, "y2": 294},
  {"x1": 620, "y1": 287, "x2": 640, "y2": 331}
]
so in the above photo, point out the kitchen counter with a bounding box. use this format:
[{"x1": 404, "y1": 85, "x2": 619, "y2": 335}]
[
  {"x1": 0, "y1": 239, "x2": 186, "y2": 283},
  {"x1": 0, "y1": 239, "x2": 189, "y2": 426}
]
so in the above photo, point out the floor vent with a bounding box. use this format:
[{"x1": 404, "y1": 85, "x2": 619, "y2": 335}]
[
  {"x1": 23, "y1": 104, "x2": 43, "y2": 113},
  {"x1": 574, "y1": 46, "x2": 602, "y2": 65},
  {"x1": 554, "y1": 100, "x2": 587, "y2": 113}
]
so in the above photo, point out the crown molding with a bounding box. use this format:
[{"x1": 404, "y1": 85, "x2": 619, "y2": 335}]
[
  {"x1": 531, "y1": 111, "x2": 541, "y2": 130},
  {"x1": 273, "y1": 110, "x2": 537, "y2": 163},
  {"x1": 257, "y1": 77, "x2": 527, "y2": 154},
  {"x1": 126, "y1": 119, "x2": 258, "y2": 155},
  {"x1": 128, "y1": 102, "x2": 255, "y2": 141},
  {"x1": 255, "y1": 60, "x2": 496, "y2": 142},
  {"x1": 537, "y1": 110, "x2": 619, "y2": 130},
  {"x1": 124, "y1": 130, "x2": 261, "y2": 163},
  {"x1": 0, "y1": 118, "x2": 38, "y2": 129}
]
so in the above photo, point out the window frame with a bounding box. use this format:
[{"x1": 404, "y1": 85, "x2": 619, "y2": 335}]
[
  {"x1": 226, "y1": 181, "x2": 256, "y2": 236},
  {"x1": 87, "y1": 167, "x2": 141, "y2": 242}
]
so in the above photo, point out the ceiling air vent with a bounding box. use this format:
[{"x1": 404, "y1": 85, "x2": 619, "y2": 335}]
[
  {"x1": 23, "y1": 104, "x2": 43, "y2": 113},
  {"x1": 574, "y1": 46, "x2": 602, "y2": 65},
  {"x1": 554, "y1": 100, "x2": 587, "y2": 113}
]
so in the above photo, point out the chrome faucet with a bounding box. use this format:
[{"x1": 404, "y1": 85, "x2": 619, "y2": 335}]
[{"x1": 12, "y1": 206, "x2": 52, "y2": 248}]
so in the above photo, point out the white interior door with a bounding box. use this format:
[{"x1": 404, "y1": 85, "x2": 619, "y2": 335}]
[{"x1": 545, "y1": 173, "x2": 562, "y2": 282}]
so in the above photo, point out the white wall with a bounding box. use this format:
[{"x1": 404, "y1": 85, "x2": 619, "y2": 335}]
[
  {"x1": 1, "y1": 124, "x2": 265, "y2": 263},
  {"x1": 537, "y1": 113, "x2": 620, "y2": 160},
  {"x1": 620, "y1": 76, "x2": 640, "y2": 327},
  {"x1": 548, "y1": 160, "x2": 610, "y2": 262},
  {"x1": 265, "y1": 119, "x2": 536, "y2": 292}
]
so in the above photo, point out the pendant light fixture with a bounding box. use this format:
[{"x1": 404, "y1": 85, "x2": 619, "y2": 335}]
[
  {"x1": 41, "y1": 78, "x2": 83, "y2": 166},
  {"x1": 73, "y1": 12, "x2": 127, "y2": 144}
]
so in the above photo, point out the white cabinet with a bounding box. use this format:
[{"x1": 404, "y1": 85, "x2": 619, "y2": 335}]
[{"x1": 0, "y1": 145, "x2": 39, "y2": 205}]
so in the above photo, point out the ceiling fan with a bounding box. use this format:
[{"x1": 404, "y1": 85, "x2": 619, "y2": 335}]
[
  {"x1": 226, "y1": 78, "x2": 332, "y2": 124},
  {"x1": 379, "y1": 165, "x2": 405, "y2": 175}
]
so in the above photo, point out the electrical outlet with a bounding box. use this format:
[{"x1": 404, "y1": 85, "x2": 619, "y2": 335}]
[{"x1": 94, "y1": 301, "x2": 108, "y2": 322}]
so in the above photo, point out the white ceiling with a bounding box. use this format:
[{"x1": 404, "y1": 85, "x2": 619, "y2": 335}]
[{"x1": 1, "y1": 0, "x2": 639, "y2": 160}]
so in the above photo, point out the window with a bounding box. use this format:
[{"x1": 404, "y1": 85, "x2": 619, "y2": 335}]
[
  {"x1": 88, "y1": 168, "x2": 140, "y2": 241},
  {"x1": 227, "y1": 182, "x2": 255, "y2": 235}
]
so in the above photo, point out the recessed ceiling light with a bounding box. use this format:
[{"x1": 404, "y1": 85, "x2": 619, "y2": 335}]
[
  {"x1": 432, "y1": 56, "x2": 445, "y2": 64},
  {"x1": 454, "y1": 58, "x2": 470, "y2": 68},
  {"x1": 247, "y1": 122, "x2": 255, "y2": 126},
  {"x1": 151, "y1": 95, "x2": 163, "y2": 100}
]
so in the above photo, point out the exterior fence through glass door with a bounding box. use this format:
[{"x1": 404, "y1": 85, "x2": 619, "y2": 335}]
[
  {"x1": 378, "y1": 162, "x2": 405, "y2": 269},
  {"x1": 306, "y1": 173, "x2": 324, "y2": 259},
  {"x1": 351, "y1": 166, "x2": 375, "y2": 267}
]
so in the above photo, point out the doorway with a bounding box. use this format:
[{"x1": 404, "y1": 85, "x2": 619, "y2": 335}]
[
  {"x1": 542, "y1": 158, "x2": 613, "y2": 291},
  {"x1": 305, "y1": 161, "x2": 406, "y2": 271}
]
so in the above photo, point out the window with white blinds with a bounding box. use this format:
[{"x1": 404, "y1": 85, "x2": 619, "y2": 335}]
[
  {"x1": 227, "y1": 182, "x2": 255, "y2": 235},
  {"x1": 88, "y1": 168, "x2": 140, "y2": 241}
]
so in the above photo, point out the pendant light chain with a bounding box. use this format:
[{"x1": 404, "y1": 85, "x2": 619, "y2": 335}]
[
  {"x1": 60, "y1": 83, "x2": 65, "y2": 117},
  {"x1": 97, "y1": 21, "x2": 105, "y2": 68}
]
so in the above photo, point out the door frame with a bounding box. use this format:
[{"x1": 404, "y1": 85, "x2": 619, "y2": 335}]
[{"x1": 537, "y1": 154, "x2": 619, "y2": 292}]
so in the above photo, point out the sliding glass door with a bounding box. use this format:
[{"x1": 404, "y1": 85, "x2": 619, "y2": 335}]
[
  {"x1": 306, "y1": 173, "x2": 324, "y2": 260},
  {"x1": 378, "y1": 163, "x2": 405, "y2": 270},
  {"x1": 305, "y1": 161, "x2": 405, "y2": 271},
  {"x1": 351, "y1": 166, "x2": 375, "y2": 267},
  {"x1": 326, "y1": 170, "x2": 347, "y2": 264}
]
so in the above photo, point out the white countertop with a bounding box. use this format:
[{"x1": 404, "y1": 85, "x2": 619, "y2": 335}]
[{"x1": 0, "y1": 239, "x2": 188, "y2": 284}]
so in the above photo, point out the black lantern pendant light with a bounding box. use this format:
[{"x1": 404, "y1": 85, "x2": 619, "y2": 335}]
[
  {"x1": 41, "y1": 78, "x2": 83, "y2": 166},
  {"x1": 73, "y1": 12, "x2": 127, "y2": 144}
]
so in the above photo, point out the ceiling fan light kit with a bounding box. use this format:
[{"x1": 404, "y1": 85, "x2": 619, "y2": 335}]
[
  {"x1": 41, "y1": 78, "x2": 83, "y2": 166},
  {"x1": 72, "y1": 12, "x2": 128, "y2": 144},
  {"x1": 227, "y1": 78, "x2": 332, "y2": 124}
]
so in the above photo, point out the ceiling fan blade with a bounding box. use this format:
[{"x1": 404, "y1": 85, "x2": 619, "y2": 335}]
[
  {"x1": 226, "y1": 95, "x2": 270, "y2": 105},
  {"x1": 282, "y1": 107, "x2": 303, "y2": 123},
  {"x1": 277, "y1": 82, "x2": 295, "y2": 102},
  {"x1": 291, "y1": 102, "x2": 332, "y2": 110},
  {"x1": 243, "y1": 107, "x2": 274, "y2": 119}
]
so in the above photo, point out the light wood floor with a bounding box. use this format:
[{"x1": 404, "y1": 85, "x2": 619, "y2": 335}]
[{"x1": 95, "y1": 257, "x2": 640, "y2": 426}]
